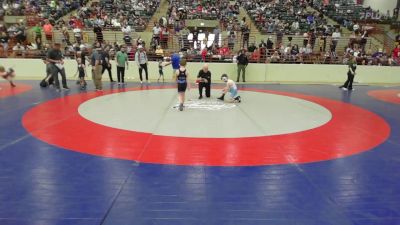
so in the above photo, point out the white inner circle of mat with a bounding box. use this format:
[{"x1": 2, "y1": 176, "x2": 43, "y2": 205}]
[{"x1": 78, "y1": 89, "x2": 332, "y2": 138}]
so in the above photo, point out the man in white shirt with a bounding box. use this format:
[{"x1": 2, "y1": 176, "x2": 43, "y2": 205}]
[
  {"x1": 73, "y1": 27, "x2": 82, "y2": 44},
  {"x1": 152, "y1": 24, "x2": 161, "y2": 46},
  {"x1": 121, "y1": 24, "x2": 132, "y2": 45},
  {"x1": 331, "y1": 28, "x2": 341, "y2": 52},
  {"x1": 353, "y1": 23, "x2": 360, "y2": 33},
  {"x1": 134, "y1": 46, "x2": 149, "y2": 83},
  {"x1": 12, "y1": 42, "x2": 25, "y2": 57}
]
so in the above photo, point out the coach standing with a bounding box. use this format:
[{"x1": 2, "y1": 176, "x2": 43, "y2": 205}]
[
  {"x1": 115, "y1": 46, "x2": 129, "y2": 85},
  {"x1": 47, "y1": 43, "x2": 69, "y2": 91},
  {"x1": 236, "y1": 49, "x2": 248, "y2": 82},
  {"x1": 90, "y1": 44, "x2": 103, "y2": 91},
  {"x1": 339, "y1": 56, "x2": 357, "y2": 91},
  {"x1": 135, "y1": 46, "x2": 149, "y2": 84},
  {"x1": 197, "y1": 64, "x2": 211, "y2": 99}
]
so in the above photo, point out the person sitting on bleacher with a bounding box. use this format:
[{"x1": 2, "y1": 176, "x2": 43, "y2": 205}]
[{"x1": 12, "y1": 42, "x2": 26, "y2": 58}]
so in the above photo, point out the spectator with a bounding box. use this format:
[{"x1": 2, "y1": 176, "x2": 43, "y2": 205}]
[
  {"x1": 12, "y1": 42, "x2": 26, "y2": 58},
  {"x1": 371, "y1": 48, "x2": 384, "y2": 65},
  {"x1": 220, "y1": 44, "x2": 230, "y2": 58},
  {"x1": 93, "y1": 24, "x2": 103, "y2": 43},
  {"x1": 236, "y1": 49, "x2": 248, "y2": 82},
  {"x1": 135, "y1": 46, "x2": 149, "y2": 84},
  {"x1": 331, "y1": 28, "x2": 341, "y2": 52},
  {"x1": 227, "y1": 31, "x2": 235, "y2": 50},
  {"x1": 73, "y1": 26, "x2": 82, "y2": 44},
  {"x1": 192, "y1": 27, "x2": 199, "y2": 48},
  {"x1": 270, "y1": 50, "x2": 281, "y2": 63},
  {"x1": 260, "y1": 39, "x2": 269, "y2": 59},
  {"x1": 248, "y1": 43, "x2": 257, "y2": 53},
  {"x1": 251, "y1": 48, "x2": 260, "y2": 62},
  {"x1": 303, "y1": 31, "x2": 309, "y2": 47},
  {"x1": 122, "y1": 23, "x2": 132, "y2": 45},
  {"x1": 43, "y1": 20, "x2": 53, "y2": 43},
  {"x1": 213, "y1": 26, "x2": 220, "y2": 46},
  {"x1": 318, "y1": 34, "x2": 327, "y2": 53},
  {"x1": 201, "y1": 48, "x2": 208, "y2": 62},
  {"x1": 0, "y1": 31, "x2": 9, "y2": 57},
  {"x1": 152, "y1": 23, "x2": 161, "y2": 46},
  {"x1": 61, "y1": 26, "x2": 71, "y2": 46},
  {"x1": 14, "y1": 23, "x2": 26, "y2": 44},
  {"x1": 242, "y1": 25, "x2": 250, "y2": 49},
  {"x1": 353, "y1": 22, "x2": 360, "y2": 33},
  {"x1": 266, "y1": 37, "x2": 273, "y2": 50},
  {"x1": 392, "y1": 44, "x2": 400, "y2": 64},
  {"x1": 155, "y1": 45, "x2": 164, "y2": 57},
  {"x1": 115, "y1": 46, "x2": 129, "y2": 85},
  {"x1": 32, "y1": 23, "x2": 42, "y2": 49}
]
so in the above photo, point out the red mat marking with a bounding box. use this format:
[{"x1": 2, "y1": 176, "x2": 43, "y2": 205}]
[
  {"x1": 0, "y1": 83, "x2": 32, "y2": 99},
  {"x1": 22, "y1": 87, "x2": 390, "y2": 166},
  {"x1": 368, "y1": 89, "x2": 400, "y2": 104}
]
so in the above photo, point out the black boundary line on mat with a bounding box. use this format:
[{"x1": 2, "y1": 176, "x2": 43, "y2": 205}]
[
  {"x1": 98, "y1": 162, "x2": 138, "y2": 225},
  {"x1": 99, "y1": 91, "x2": 178, "y2": 225}
]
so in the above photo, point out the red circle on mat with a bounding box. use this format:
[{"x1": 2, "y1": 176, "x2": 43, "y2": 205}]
[
  {"x1": 22, "y1": 87, "x2": 390, "y2": 166},
  {"x1": 368, "y1": 89, "x2": 400, "y2": 104},
  {"x1": 0, "y1": 83, "x2": 32, "y2": 99}
]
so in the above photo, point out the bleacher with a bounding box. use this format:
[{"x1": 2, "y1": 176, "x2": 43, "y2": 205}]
[{"x1": 243, "y1": 0, "x2": 327, "y2": 35}]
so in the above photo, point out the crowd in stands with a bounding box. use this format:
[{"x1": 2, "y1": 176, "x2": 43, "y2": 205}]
[
  {"x1": 165, "y1": 0, "x2": 244, "y2": 37},
  {"x1": 68, "y1": 0, "x2": 160, "y2": 31},
  {"x1": 242, "y1": 0, "x2": 328, "y2": 35},
  {"x1": 313, "y1": 0, "x2": 399, "y2": 30},
  {"x1": 0, "y1": 0, "x2": 84, "y2": 20},
  {"x1": 1, "y1": 0, "x2": 399, "y2": 67}
]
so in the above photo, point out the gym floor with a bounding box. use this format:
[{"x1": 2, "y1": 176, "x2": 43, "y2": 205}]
[{"x1": 0, "y1": 81, "x2": 399, "y2": 225}]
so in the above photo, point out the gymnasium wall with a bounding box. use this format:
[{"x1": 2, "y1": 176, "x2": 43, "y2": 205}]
[
  {"x1": 1, "y1": 58, "x2": 400, "y2": 84},
  {"x1": 362, "y1": 0, "x2": 397, "y2": 16}
]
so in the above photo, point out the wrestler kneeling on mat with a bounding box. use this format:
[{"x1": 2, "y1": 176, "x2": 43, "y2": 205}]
[
  {"x1": 217, "y1": 74, "x2": 241, "y2": 103},
  {"x1": 0, "y1": 66, "x2": 16, "y2": 87}
]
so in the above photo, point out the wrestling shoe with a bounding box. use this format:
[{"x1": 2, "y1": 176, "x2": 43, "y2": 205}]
[{"x1": 234, "y1": 96, "x2": 241, "y2": 103}]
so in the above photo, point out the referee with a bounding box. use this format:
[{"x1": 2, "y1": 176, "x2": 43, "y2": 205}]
[
  {"x1": 197, "y1": 64, "x2": 211, "y2": 99},
  {"x1": 340, "y1": 56, "x2": 357, "y2": 91}
]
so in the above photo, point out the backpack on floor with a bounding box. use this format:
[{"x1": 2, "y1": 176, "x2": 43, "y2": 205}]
[{"x1": 40, "y1": 74, "x2": 54, "y2": 87}]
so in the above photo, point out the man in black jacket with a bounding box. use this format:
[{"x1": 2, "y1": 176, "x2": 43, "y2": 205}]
[
  {"x1": 101, "y1": 46, "x2": 114, "y2": 82},
  {"x1": 236, "y1": 49, "x2": 248, "y2": 82},
  {"x1": 197, "y1": 64, "x2": 211, "y2": 99}
]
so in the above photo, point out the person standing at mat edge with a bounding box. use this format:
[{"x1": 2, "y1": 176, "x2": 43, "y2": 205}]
[
  {"x1": 164, "y1": 51, "x2": 181, "y2": 76},
  {"x1": 90, "y1": 44, "x2": 103, "y2": 91},
  {"x1": 135, "y1": 46, "x2": 149, "y2": 84},
  {"x1": 47, "y1": 43, "x2": 69, "y2": 91},
  {"x1": 197, "y1": 64, "x2": 211, "y2": 99},
  {"x1": 101, "y1": 46, "x2": 114, "y2": 82},
  {"x1": 237, "y1": 49, "x2": 248, "y2": 82},
  {"x1": 174, "y1": 59, "x2": 190, "y2": 111},
  {"x1": 115, "y1": 46, "x2": 129, "y2": 85},
  {"x1": 340, "y1": 56, "x2": 357, "y2": 91}
]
